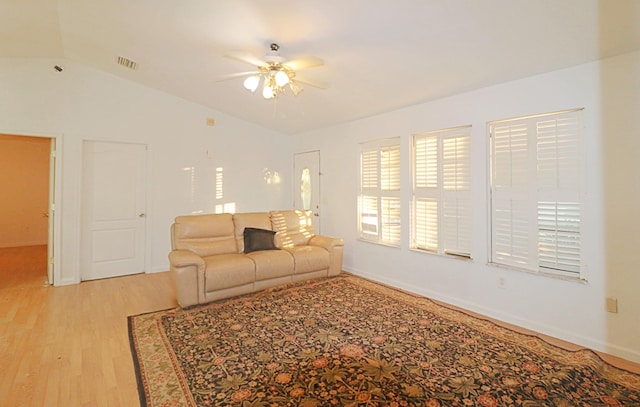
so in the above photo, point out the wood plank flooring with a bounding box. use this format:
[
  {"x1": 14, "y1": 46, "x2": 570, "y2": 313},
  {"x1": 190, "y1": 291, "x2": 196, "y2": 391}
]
[
  {"x1": 0, "y1": 245, "x2": 177, "y2": 407},
  {"x1": 1, "y1": 245, "x2": 638, "y2": 406}
]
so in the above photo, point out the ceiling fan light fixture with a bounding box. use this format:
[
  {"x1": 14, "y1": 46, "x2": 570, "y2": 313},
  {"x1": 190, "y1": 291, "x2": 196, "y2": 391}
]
[
  {"x1": 289, "y1": 81, "x2": 303, "y2": 96},
  {"x1": 274, "y1": 70, "x2": 290, "y2": 87},
  {"x1": 243, "y1": 75, "x2": 260, "y2": 92},
  {"x1": 262, "y1": 83, "x2": 275, "y2": 99},
  {"x1": 224, "y1": 43, "x2": 325, "y2": 101}
]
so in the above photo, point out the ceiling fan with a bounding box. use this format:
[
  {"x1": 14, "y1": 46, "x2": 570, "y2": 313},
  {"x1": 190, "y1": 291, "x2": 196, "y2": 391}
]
[{"x1": 222, "y1": 43, "x2": 328, "y2": 100}]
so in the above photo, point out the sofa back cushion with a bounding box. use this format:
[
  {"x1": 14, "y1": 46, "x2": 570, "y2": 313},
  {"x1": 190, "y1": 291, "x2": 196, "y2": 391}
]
[
  {"x1": 270, "y1": 210, "x2": 315, "y2": 247},
  {"x1": 172, "y1": 213, "x2": 237, "y2": 256},
  {"x1": 232, "y1": 212, "x2": 272, "y2": 253}
]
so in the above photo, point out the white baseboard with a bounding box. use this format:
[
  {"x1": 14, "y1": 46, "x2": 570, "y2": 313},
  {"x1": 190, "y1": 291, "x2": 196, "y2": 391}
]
[{"x1": 343, "y1": 266, "x2": 640, "y2": 365}]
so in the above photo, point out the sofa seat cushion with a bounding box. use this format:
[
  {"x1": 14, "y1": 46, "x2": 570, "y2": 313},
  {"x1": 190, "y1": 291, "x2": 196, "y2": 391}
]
[
  {"x1": 247, "y1": 250, "x2": 294, "y2": 281},
  {"x1": 284, "y1": 245, "x2": 330, "y2": 274},
  {"x1": 203, "y1": 254, "x2": 255, "y2": 291}
]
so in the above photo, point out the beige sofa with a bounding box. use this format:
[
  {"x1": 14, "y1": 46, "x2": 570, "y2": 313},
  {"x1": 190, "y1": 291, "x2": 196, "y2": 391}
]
[{"x1": 169, "y1": 210, "x2": 344, "y2": 308}]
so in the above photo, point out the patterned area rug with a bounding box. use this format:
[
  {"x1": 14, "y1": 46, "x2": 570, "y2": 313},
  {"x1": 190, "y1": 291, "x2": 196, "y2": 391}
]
[{"x1": 128, "y1": 275, "x2": 640, "y2": 406}]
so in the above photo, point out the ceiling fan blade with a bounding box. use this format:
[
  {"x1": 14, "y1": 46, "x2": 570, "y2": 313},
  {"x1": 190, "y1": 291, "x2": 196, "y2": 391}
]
[
  {"x1": 224, "y1": 52, "x2": 266, "y2": 68},
  {"x1": 285, "y1": 56, "x2": 324, "y2": 71},
  {"x1": 212, "y1": 71, "x2": 260, "y2": 82},
  {"x1": 294, "y1": 76, "x2": 329, "y2": 89}
]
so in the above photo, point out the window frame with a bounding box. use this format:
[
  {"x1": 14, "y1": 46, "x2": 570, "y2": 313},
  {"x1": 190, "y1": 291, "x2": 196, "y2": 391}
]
[
  {"x1": 488, "y1": 108, "x2": 585, "y2": 280},
  {"x1": 410, "y1": 126, "x2": 472, "y2": 259}
]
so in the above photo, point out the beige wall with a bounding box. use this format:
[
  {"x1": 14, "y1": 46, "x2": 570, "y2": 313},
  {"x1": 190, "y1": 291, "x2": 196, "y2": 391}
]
[{"x1": 0, "y1": 134, "x2": 50, "y2": 248}]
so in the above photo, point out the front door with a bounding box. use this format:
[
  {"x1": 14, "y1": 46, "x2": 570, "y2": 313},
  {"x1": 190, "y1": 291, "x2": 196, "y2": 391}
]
[
  {"x1": 294, "y1": 151, "x2": 320, "y2": 234},
  {"x1": 81, "y1": 141, "x2": 147, "y2": 280}
]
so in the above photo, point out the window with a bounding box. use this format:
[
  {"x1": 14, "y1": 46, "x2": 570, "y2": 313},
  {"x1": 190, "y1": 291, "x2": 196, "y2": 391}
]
[
  {"x1": 358, "y1": 138, "x2": 401, "y2": 246},
  {"x1": 489, "y1": 109, "x2": 583, "y2": 278},
  {"x1": 411, "y1": 126, "x2": 472, "y2": 257},
  {"x1": 300, "y1": 167, "x2": 311, "y2": 210}
]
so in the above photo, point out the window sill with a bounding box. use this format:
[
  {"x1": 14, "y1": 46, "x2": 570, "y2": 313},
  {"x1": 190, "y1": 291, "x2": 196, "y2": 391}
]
[
  {"x1": 357, "y1": 238, "x2": 401, "y2": 249},
  {"x1": 487, "y1": 262, "x2": 587, "y2": 283},
  {"x1": 409, "y1": 247, "x2": 472, "y2": 261}
]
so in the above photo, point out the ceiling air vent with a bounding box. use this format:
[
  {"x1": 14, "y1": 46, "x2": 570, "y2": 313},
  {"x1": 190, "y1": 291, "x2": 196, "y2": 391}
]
[{"x1": 116, "y1": 56, "x2": 138, "y2": 70}]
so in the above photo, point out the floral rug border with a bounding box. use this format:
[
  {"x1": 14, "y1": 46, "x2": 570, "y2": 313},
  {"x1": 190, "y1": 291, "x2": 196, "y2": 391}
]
[{"x1": 128, "y1": 274, "x2": 640, "y2": 407}]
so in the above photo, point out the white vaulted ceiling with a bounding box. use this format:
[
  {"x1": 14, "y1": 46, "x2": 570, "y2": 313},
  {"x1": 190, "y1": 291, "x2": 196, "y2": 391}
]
[{"x1": 2, "y1": 0, "x2": 640, "y2": 134}]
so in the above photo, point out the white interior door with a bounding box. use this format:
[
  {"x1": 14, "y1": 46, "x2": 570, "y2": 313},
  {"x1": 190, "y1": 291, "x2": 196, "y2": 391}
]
[
  {"x1": 294, "y1": 151, "x2": 320, "y2": 234},
  {"x1": 81, "y1": 141, "x2": 147, "y2": 281}
]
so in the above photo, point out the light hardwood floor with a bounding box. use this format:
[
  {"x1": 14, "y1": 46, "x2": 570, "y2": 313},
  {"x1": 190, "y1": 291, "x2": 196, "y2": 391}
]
[
  {"x1": 0, "y1": 245, "x2": 177, "y2": 407},
  {"x1": 1, "y1": 246, "x2": 638, "y2": 407}
]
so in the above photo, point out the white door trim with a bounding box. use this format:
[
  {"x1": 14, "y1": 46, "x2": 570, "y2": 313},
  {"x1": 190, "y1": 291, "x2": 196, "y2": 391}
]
[{"x1": 0, "y1": 129, "x2": 62, "y2": 286}]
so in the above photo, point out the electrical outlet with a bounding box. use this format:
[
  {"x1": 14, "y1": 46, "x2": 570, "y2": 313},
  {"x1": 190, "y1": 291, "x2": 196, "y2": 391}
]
[
  {"x1": 606, "y1": 297, "x2": 618, "y2": 313},
  {"x1": 498, "y1": 277, "x2": 506, "y2": 289}
]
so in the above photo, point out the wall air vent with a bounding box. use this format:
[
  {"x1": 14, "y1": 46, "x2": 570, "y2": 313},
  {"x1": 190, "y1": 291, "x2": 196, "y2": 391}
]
[{"x1": 116, "y1": 56, "x2": 138, "y2": 70}]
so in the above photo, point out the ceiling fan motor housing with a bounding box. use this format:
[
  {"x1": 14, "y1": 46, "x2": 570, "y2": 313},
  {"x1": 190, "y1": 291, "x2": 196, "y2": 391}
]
[{"x1": 265, "y1": 43, "x2": 285, "y2": 63}]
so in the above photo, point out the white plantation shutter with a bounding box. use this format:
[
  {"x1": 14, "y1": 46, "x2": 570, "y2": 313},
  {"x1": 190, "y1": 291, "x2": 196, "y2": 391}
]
[
  {"x1": 415, "y1": 136, "x2": 438, "y2": 189},
  {"x1": 359, "y1": 139, "x2": 401, "y2": 246},
  {"x1": 491, "y1": 198, "x2": 530, "y2": 268},
  {"x1": 538, "y1": 201, "x2": 580, "y2": 273},
  {"x1": 490, "y1": 122, "x2": 531, "y2": 269},
  {"x1": 489, "y1": 109, "x2": 583, "y2": 278},
  {"x1": 359, "y1": 195, "x2": 378, "y2": 239},
  {"x1": 536, "y1": 112, "x2": 581, "y2": 275},
  {"x1": 381, "y1": 197, "x2": 401, "y2": 244},
  {"x1": 414, "y1": 198, "x2": 438, "y2": 251},
  {"x1": 413, "y1": 135, "x2": 439, "y2": 251},
  {"x1": 361, "y1": 150, "x2": 378, "y2": 189},
  {"x1": 381, "y1": 147, "x2": 400, "y2": 191},
  {"x1": 537, "y1": 116, "x2": 580, "y2": 190},
  {"x1": 412, "y1": 127, "x2": 472, "y2": 257},
  {"x1": 442, "y1": 135, "x2": 472, "y2": 255}
]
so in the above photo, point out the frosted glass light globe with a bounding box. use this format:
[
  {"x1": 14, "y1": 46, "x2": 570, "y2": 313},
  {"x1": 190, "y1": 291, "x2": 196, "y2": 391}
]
[
  {"x1": 274, "y1": 70, "x2": 290, "y2": 87},
  {"x1": 243, "y1": 75, "x2": 260, "y2": 92},
  {"x1": 262, "y1": 84, "x2": 274, "y2": 99}
]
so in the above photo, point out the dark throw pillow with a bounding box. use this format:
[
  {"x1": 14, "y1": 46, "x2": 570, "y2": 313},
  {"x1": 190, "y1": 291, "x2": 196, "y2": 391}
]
[{"x1": 243, "y1": 227, "x2": 278, "y2": 253}]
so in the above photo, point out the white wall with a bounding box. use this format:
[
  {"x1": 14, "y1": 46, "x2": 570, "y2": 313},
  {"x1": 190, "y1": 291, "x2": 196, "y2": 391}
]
[
  {"x1": 0, "y1": 58, "x2": 292, "y2": 285},
  {"x1": 293, "y1": 51, "x2": 640, "y2": 363}
]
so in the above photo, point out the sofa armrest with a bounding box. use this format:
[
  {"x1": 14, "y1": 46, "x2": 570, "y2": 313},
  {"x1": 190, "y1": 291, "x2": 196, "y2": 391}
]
[
  {"x1": 309, "y1": 235, "x2": 344, "y2": 250},
  {"x1": 309, "y1": 235, "x2": 344, "y2": 277},
  {"x1": 169, "y1": 250, "x2": 205, "y2": 308},
  {"x1": 169, "y1": 249, "x2": 205, "y2": 268}
]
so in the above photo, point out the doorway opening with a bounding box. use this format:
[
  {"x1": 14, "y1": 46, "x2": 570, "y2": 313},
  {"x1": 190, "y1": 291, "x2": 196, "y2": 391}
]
[{"x1": 0, "y1": 134, "x2": 57, "y2": 287}]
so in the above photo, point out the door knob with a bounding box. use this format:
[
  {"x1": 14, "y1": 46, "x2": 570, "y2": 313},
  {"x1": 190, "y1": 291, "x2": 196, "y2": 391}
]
[
  {"x1": 138, "y1": 213, "x2": 146, "y2": 218},
  {"x1": 314, "y1": 212, "x2": 319, "y2": 216}
]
